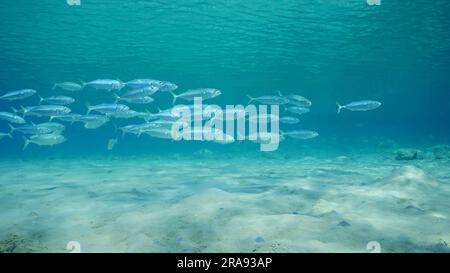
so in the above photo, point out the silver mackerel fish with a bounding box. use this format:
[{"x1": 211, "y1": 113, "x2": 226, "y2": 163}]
[
  {"x1": 0, "y1": 89, "x2": 36, "y2": 101},
  {"x1": 22, "y1": 105, "x2": 71, "y2": 118},
  {"x1": 83, "y1": 79, "x2": 125, "y2": 91},
  {"x1": 23, "y1": 134, "x2": 66, "y2": 150},
  {"x1": 247, "y1": 95, "x2": 289, "y2": 105},
  {"x1": 86, "y1": 103, "x2": 130, "y2": 115},
  {"x1": 170, "y1": 88, "x2": 221, "y2": 104},
  {"x1": 337, "y1": 100, "x2": 382, "y2": 113},
  {"x1": 0, "y1": 112, "x2": 26, "y2": 124},
  {"x1": 52, "y1": 82, "x2": 83, "y2": 92}
]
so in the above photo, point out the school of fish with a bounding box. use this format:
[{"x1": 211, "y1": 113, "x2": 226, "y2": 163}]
[{"x1": 0, "y1": 79, "x2": 382, "y2": 150}]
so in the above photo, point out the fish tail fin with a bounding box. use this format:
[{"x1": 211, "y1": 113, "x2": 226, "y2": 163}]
[
  {"x1": 8, "y1": 124, "x2": 15, "y2": 135},
  {"x1": 144, "y1": 110, "x2": 153, "y2": 122},
  {"x1": 277, "y1": 90, "x2": 283, "y2": 96},
  {"x1": 112, "y1": 93, "x2": 120, "y2": 103},
  {"x1": 49, "y1": 116, "x2": 54, "y2": 122},
  {"x1": 80, "y1": 80, "x2": 86, "y2": 89},
  {"x1": 37, "y1": 94, "x2": 43, "y2": 105},
  {"x1": 246, "y1": 95, "x2": 254, "y2": 104},
  {"x1": 117, "y1": 79, "x2": 125, "y2": 90},
  {"x1": 22, "y1": 136, "x2": 30, "y2": 151},
  {"x1": 85, "y1": 102, "x2": 91, "y2": 114},
  {"x1": 336, "y1": 102, "x2": 343, "y2": 114},
  {"x1": 52, "y1": 83, "x2": 57, "y2": 90},
  {"x1": 120, "y1": 128, "x2": 126, "y2": 138},
  {"x1": 11, "y1": 106, "x2": 18, "y2": 113},
  {"x1": 20, "y1": 105, "x2": 27, "y2": 116},
  {"x1": 169, "y1": 91, "x2": 178, "y2": 105}
]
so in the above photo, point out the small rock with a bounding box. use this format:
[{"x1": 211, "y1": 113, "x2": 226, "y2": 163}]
[
  {"x1": 431, "y1": 145, "x2": 450, "y2": 160},
  {"x1": 337, "y1": 220, "x2": 351, "y2": 227},
  {"x1": 395, "y1": 148, "x2": 424, "y2": 161},
  {"x1": 255, "y1": 236, "x2": 265, "y2": 243},
  {"x1": 0, "y1": 234, "x2": 47, "y2": 253},
  {"x1": 28, "y1": 212, "x2": 39, "y2": 218}
]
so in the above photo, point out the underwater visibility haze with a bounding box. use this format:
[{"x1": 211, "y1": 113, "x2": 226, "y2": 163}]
[{"x1": 0, "y1": 0, "x2": 450, "y2": 253}]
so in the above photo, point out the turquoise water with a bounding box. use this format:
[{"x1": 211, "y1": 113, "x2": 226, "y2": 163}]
[{"x1": 0, "y1": 0, "x2": 450, "y2": 252}]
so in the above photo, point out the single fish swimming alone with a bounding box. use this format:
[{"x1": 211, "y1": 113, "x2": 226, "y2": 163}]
[
  {"x1": 38, "y1": 95, "x2": 75, "y2": 105},
  {"x1": 246, "y1": 95, "x2": 289, "y2": 105},
  {"x1": 83, "y1": 79, "x2": 124, "y2": 91},
  {"x1": 22, "y1": 105, "x2": 71, "y2": 118},
  {"x1": 282, "y1": 130, "x2": 319, "y2": 140},
  {"x1": 52, "y1": 82, "x2": 83, "y2": 92},
  {"x1": 336, "y1": 100, "x2": 382, "y2": 114},
  {"x1": 170, "y1": 88, "x2": 221, "y2": 104},
  {"x1": 23, "y1": 134, "x2": 66, "y2": 150},
  {"x1": 280, "y1": 116, "x2": 300, "y2": 124},
  {"x1": 0, "y1": 89, "x2": 36, "y2": 101},
  {"x1": 0, "y1": 112, "x2": 26, "y2": 124},
  {"x1": 285, "y1": 106, "x2": 310, "y2": 115}
]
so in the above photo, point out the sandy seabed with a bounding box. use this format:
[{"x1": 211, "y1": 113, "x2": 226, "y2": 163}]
[{"x1": 0, "y1": 153, "x2": 449, "y2": 253}]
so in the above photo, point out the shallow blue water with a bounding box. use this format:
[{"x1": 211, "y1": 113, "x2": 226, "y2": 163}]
[
  {"x1": 0, "y1": 0, "x2": 449, "y2": 156},
  {"x1": 0, "y1": 1, "x2": 450, "y2": 253}
]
